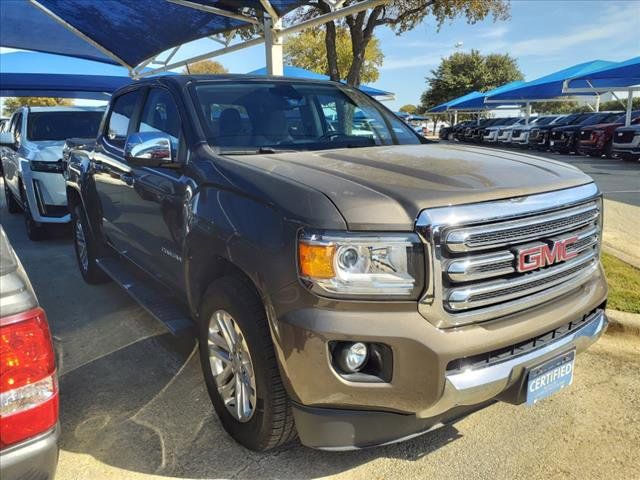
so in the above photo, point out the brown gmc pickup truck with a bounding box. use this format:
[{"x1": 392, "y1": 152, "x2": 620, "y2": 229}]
[{"x1": 65, "y1": 75, "x2": 608, "y2": 451}]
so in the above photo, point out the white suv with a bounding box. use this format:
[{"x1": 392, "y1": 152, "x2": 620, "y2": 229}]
[{"x1": 0, "y1": 106, "x2": 104, "y2": 240}]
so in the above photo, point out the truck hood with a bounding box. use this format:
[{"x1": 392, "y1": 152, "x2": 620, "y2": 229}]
[
  {"x1": 23, "y1": 141, "x2": 64, "y2": 162},
  {"x1": 231, "y1": 143, "x2": 593, "y2": 230}
]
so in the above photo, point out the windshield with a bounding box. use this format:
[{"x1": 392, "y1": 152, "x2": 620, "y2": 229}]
[
  {"x1": 27, "y1": 111, "x2": 104, "y2": 141},
  {"x1": 614, "y1": 111, "x2": 640, "y2": 124},
  {"x1": 535, "y1": 116, "x2": 557, "y2": 126},
  {"x1": 194, "y1": 81, "x2": 420, "y2": 152},
  {"x1": 581, "y1": 112, "x2": 622, "y2": 126}
]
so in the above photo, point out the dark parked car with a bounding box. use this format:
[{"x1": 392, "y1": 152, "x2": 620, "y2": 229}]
[
  {"x1": 549, "y1": 111, "x2": 622, "y2": 154},
  {"x1": 0, "y1": 226, "x2": 59, "y2": 479},
  {"x1": 530, "y1": 113, "x2": 591, "y2": 151},
  {"x1": 612, "y1": 124, "x2": 640, "y2": 161},
  {"x1": 451, "y1": 120, "x2": 475, "y2": 140},
  {"x1": 578, "y1": 111, "x2": 640, "y2": 158},
  {"x1": 65, "y1": 75, "x2": 607, "y2": 451}
]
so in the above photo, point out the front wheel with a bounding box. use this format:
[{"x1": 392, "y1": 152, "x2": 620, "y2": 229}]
[
  {"x1": 21, "y1": 189, "x2": 46, "y2": 241},
  {"x1": 72, "y1": 204, "x2": 110, "y2": 284},
  {"x1": 198, "y1": 275, "x2": 297, "y2": 451},
  {"x1": 4, "y1": 181, "x2": 21, "y2": 214}
]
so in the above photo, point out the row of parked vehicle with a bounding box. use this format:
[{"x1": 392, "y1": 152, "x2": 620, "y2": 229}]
[{"x1": 439, "y1": 110, "x2": 640, "y2": 161}]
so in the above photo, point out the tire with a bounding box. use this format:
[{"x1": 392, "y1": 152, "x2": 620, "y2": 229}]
[
  {"x1": 72, "y1": 204, "x2": 110, "y2": 284},
  {"x1": 604, "y1": 141, "x2": 613, "y2": 159},
  {"x1": 198, "y1": 275, "x2": 297, "y2": 451},
  {"x1": 4, "y1": 181, "x2": 21, "y2": 214},
  {"x1": 21, "y1": 187, "x2": 46, "y2": 241}
]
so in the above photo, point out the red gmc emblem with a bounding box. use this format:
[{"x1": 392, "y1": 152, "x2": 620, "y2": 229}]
[{"x1": 516, "y1": 236, "x2": 578, "y2": 272}]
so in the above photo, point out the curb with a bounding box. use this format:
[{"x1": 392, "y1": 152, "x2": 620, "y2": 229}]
[{"x1": 606, "y1": 309, "x2": 640, "y2": 336}]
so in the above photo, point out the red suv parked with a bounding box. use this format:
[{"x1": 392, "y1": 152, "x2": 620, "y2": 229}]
[
  {"x1": 578, "y1": 110, "x2": 640, "y2": 158},
  {"x1": 0, "y1": 226, "x2": 59, "y2": 479}
]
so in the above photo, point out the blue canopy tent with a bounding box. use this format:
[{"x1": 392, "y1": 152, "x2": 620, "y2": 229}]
[
  {"x1": 428, "y1": 91, "x2": 483, "y2": 113},
  {"x1": 0, "y1": 72, "x2": 133, "y2": 100},
  {"x1": 247, "y1": 66, "x2": 395, "y2": 100},
  {"x1": 485, "y1": 60, "x2": 615, "y2": 103},
  {"x1": 562, "y1": 56, "x2": 640, "y2": 126},
  {"x1": 449, "y1": 81, "x2": 526, "y2": 110},
  {"x1": 484, "y1": 60, "x2": 617, "y2": 124},
  {"x1": 0, "y1": 0, "x2": 390, "y2": 78}
]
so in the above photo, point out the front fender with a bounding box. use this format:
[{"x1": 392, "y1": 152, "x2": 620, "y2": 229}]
[{"x1": 183, "y1": 184, "x2": 301, "y2": 316}]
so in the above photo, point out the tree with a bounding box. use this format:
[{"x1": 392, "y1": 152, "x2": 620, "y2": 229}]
[
  {"x1": 598, "y1": 97, "x2": 640, "y2": 111},
  {"x1": 531, "y1": 101, "x2": 590, "y2": 115},
  {"x1": 3, "y1": 97, "x2": 73, "y2": 117},
  {"x1": 294, "y1": 0, "x2": 510, "y2": 87},
  {"x1": 183, "y1": 59, "x2": 228, "y2": 75},
  {"x1": 284, "y1": 27, "x2": 383, "y2": 83},
  {"x1": 420, "y1": 50, "x2": 523, "y2": 111},
  {"x1": 399, "y1": 104, "x2": 418, "y2": 114}
]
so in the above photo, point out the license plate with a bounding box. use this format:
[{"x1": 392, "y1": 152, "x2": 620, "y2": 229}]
[
  {"x1": 550, "y1": 140, "x2": 555, "y2": 146},
  {"x1": 526, "y1": 350, "x2": 575, "y2": 405}
]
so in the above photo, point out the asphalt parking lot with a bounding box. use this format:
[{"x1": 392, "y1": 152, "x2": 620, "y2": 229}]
[{"x1": 1, "y1": 149, "x2": 639, "y2": 480}]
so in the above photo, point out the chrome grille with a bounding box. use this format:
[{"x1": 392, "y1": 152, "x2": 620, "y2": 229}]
[{"x1": 416, "y1": 183, "x2": 602, "y2": 328}]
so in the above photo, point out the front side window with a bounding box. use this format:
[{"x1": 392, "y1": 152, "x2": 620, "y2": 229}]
[
  {"x1": 26, "y1": 111, "x2": 104, "y2": 141},
  {"x1": 106, "y1": 90, "x2": 140, "y2": 147},
  {"x1": 138, "y1": 88, "x2": 182, "y2": 153},
  {"x1": 194, "y1": 81, "x2": 420, "y2": 152}
]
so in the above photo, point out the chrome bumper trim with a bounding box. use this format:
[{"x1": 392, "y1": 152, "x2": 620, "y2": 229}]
[{"x1": 417, "y1": 310, "x2": 607, "y2": 418}]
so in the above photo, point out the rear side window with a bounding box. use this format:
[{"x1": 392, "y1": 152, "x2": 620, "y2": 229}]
[{"x1": 106, "y1": 90, "x2": 140, "y2": 147}]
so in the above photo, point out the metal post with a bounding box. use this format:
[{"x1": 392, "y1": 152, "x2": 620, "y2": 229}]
[
  {"x1": 264, "y1": 17, "x2": 283, "y2": 76},
  {"x1": 626, "y1": 90, "x2": 633, "y2": 127},
  {"x1": 525, "y1": 102, "x2": 531, "y2": 125},
  {"x1": 453, "y1": 110, "x2": 458, "y2": 125},
  {"x1": 594, "y1": 94, "x2": 600, "y2": 112}
]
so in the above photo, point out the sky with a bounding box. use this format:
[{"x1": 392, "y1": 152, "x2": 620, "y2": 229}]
[{"x1": 1, "y1": 0, "x2": 639, "y2": 112}]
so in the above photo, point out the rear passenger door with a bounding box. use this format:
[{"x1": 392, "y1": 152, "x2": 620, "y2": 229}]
[{"x1": 92, "y1": 88, "x2": 144, "y2": 257}]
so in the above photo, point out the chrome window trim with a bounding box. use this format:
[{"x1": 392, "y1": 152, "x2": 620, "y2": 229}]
[{"x1": 415, "y1": 183, "x2": 602, "y2": 328}]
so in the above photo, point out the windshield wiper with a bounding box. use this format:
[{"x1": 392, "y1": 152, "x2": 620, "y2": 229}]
[{"x1": 218, "y1": 146, "x2": 297, "y2": 155}]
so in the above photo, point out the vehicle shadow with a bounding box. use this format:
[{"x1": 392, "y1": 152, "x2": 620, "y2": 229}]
[{"x1": 58, "y1": 331, "x2": 464, "y2": 480}]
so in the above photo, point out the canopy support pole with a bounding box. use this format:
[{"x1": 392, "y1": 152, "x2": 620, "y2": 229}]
[
  {"x1": 594, "y1": 95, "x2": 600, "y2": 112},
  {"x1": 626, "y1": 89, "x2": 633, "y2": 127},
  {"x1": 264, "y1": 16, "x2": 284, "y2": 76},
  {"x1": 525, "y1": 102, "x2": 531, "y2": 125},
  {"x1": 453, "y1": 110, "x2": 458, "y2": 125}
]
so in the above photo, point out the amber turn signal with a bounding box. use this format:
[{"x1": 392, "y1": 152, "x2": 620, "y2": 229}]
[{"x1": 298, "y1": 242, "x2": 336, "y2": 279}]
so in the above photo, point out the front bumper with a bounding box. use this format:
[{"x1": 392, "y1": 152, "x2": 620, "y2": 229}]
[
  {"x1": 0, "y1": 425, "x2": 59, "y2": 480},
  {"x1": 285, "y1": 309, "x2": 607, "y2": 449},
  {"x1": 21, "y1": 161, "x2": 70, "y2": 224},
  {"x1": 273, "y1": 265, "x2": 607, "y2": 449}
]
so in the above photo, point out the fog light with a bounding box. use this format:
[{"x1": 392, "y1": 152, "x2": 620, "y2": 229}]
[{"x1": 337, "y1": 342, "x2": 368, "y2": 372}]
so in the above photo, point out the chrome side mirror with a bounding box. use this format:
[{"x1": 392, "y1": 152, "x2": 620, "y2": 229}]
[{"x1": 124, "y1": 132, "x2": 174, "y2": 167}]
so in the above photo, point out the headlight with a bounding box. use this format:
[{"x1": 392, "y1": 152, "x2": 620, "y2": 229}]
[
  {"x1": 30, "y1": 160, "x2": 64, "y2": 173},
  {"x1": 298, "y1": 231, "x2": 424, "y2": 298}
]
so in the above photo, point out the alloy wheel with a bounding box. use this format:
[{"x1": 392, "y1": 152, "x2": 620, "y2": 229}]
[
  {"x1": 207, "y1": 309, "x2": 257, "y2": 422},
  {"x1": 74, "y1": 219, "x2": 89, "y2": 272}
]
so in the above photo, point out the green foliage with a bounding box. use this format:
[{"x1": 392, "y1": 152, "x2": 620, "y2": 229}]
[
  {"x1": 284, "y1": 27, "x2": 383, "y2": 84},
  {"x1": 602, "y1": 252, "x2": 640, "y2": 314},
  {"x1": 3, "y1": 97, "x2": 73, "y2": 117},
  {"x1": 598, "y1": 97, "x2": 640, "y2": 111},
  {"x1": 290, "y1": 0, "x2": 511, "y2": 87},
  {"x1": 399, "y1": 104, "x2": 418, "y2": 114},
  {"x1": 531, "y1": 101, "x2": 590, "y2": 114},
  {"x1": 183, "y1": 60, "x2": 228, "y2": 75},
  {"x1": 420, "y1": 49, "x2": 523, "y2": 111}
]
